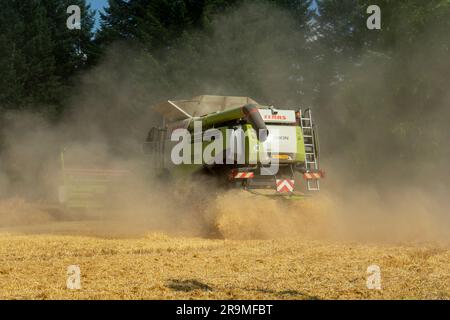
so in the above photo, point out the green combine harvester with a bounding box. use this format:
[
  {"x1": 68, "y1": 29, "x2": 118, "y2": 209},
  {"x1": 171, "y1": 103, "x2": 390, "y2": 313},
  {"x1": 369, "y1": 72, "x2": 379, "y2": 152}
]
[{"x1": 144, "y1": 95, "x2": 324, "y2": 198}]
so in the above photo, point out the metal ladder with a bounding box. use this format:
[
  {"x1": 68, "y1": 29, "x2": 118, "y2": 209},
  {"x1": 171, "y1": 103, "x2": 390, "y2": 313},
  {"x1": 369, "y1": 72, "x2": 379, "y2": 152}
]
[{"x1": 300, "y1": 109, "x2": 320, "y2": 191}]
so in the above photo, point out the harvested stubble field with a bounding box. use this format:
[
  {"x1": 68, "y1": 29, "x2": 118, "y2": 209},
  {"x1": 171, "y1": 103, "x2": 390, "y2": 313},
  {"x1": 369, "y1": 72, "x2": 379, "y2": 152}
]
[
  {"x1": 0, "y1": 222, "x2": 449, "y2": 300},
  {"x1": 0, "y1": 194, "x2": 449, "y2": 300}
]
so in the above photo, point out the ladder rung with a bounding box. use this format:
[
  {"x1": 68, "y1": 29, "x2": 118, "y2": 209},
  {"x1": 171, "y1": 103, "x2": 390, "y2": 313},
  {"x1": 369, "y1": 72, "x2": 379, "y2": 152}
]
[{"x1": 307, "y1": 181, "x2": 320, "y2": 191}]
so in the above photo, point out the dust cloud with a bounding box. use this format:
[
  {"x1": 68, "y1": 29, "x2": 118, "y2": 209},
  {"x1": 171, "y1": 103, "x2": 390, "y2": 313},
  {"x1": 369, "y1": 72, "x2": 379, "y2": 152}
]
[{"x1": 0, "y1": 2, "x2": 449, "y2": 243}]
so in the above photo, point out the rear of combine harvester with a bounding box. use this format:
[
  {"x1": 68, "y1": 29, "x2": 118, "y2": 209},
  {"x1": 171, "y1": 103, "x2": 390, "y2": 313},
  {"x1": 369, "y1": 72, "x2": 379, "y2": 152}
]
[{"x1": 144, "y1": 95, "x2": 324, "y2": 198}]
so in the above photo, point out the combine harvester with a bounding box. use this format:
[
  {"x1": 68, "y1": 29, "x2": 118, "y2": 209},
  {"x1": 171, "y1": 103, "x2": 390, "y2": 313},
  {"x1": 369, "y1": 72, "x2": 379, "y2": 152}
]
[{"x1": 144, "y1": 95, "x2": 324, "y2": 199}]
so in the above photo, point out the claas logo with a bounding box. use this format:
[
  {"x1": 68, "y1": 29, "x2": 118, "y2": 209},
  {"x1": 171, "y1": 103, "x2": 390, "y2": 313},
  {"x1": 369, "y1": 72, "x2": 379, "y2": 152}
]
[{"x1": 263, "y1": 115, "x2": 287, "y2": 120}]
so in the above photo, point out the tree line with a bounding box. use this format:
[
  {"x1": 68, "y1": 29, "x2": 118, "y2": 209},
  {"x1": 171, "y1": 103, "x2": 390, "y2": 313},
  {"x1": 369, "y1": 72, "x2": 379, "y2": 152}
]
[{"x1": 0, "y1": 0, "x2": 449, "y2": 181}]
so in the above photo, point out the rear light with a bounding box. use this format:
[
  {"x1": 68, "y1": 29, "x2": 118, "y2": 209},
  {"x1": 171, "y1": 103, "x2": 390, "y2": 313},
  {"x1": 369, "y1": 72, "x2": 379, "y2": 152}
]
[{"x1": 272, "y1": 154, "x2": 290, "y2": 160}]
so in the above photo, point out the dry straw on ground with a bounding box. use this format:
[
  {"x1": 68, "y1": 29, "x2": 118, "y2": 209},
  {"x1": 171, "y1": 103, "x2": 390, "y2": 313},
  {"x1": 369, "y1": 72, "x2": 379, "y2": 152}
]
[
  {"x1": 0, "y1": 224, "x2": 448, "y2": 300},
  {"x1": 0, "y1": 192, "x2": 448, "y2": 300}
]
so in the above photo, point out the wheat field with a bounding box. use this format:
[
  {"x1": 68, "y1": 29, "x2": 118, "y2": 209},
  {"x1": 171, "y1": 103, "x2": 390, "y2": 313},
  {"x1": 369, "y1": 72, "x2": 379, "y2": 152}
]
[
  {"x1": 0, "y1": 195, "x2": 449, "y2": 300},
  {"x1": 0, "y1": 223, "x2": 449, "y2": 300}
]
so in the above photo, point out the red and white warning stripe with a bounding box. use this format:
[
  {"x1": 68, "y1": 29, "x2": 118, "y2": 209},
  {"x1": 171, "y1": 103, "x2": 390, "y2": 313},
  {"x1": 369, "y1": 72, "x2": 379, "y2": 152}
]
[
  {"x1": 276, "y1": 179, "x2": 295, "y2": 193},
  {"x1": 303, "y1": 172, "x2": 322, "y2": 180},
  {"x1": 232, "y1": 172, "x2": 255, "y2": 179}
]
